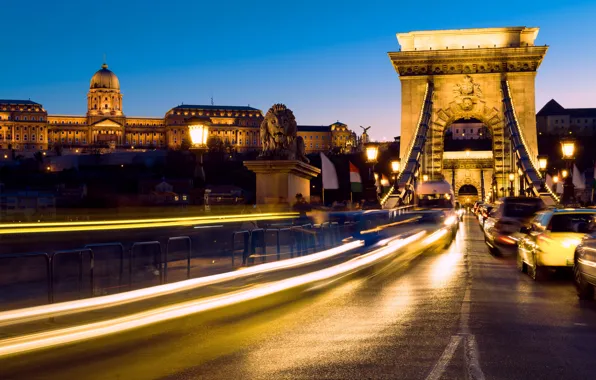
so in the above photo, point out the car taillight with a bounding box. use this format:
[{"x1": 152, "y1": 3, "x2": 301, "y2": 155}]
[{"x1": 497, "y1": 235, "x2": 516, "y2": 245}]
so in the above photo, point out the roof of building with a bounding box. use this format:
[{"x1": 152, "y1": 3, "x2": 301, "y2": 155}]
[
  {"x1": 172, "y1": 105, "x2": 261, "y2": 112},
  {"x1": 90, "y1": 63, "x2": 120, "y2": 90},
  {"x1": 0, "y1": 99, "x2": 41, "y2": 106},
  {"x1": 567, "y1": 108, "x2": 596, "y2": 118},
  {"x1": 537, "y1": 99, "x2": 567, "y2": 116},
  {"x1": 298, "y1": 125, "x2": 331, "y2": 132}
]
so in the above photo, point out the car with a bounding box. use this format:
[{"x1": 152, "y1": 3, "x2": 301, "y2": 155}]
[
  {"x1": 473, "y1": 201, "x2": 484, "y2": 216},
  {"x1": 484, "y1": 197, "x2": 546, "y2": 255},
  {"x1": 477, "y1": 204, "x2": 494, "y2": 229},
  {"x1": 573, "y1": 220, "x2": 596, "y2": 299},
  {"x1": 517, "y1": 209, "x2": 596, "y2": 280},
  {"x1": 455, "y1": 201, "x2": 464, "y2": 221}
]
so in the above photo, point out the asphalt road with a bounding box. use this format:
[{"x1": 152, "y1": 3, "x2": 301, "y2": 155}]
[{"x1": 3, "y1": 215, "x2": 596, "y2": 379}]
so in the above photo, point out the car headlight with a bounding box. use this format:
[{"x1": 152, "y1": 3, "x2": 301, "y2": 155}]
[{"x1": 444, "y1": 215, "x2": 457, "y2": 226}]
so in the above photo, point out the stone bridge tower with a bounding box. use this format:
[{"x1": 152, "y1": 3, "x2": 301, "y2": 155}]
[{"x1": 388, "y1": 27, "x2": 548, "y2": 201}]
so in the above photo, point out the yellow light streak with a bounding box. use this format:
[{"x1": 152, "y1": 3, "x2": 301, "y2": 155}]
[
  {"x1": 0, "y1": 240, "x2": 363, "y2": 327},
  {"x1": 0, "y1": 232, "x2": 426, "y2": 357},
  {"x1": 0, "y1": 212, "x2": 298, "y2": 229},
  {"x1": 0, "y1": 213, "x2": 299, "y2": 235},
  {"x1": 423, "y1": 228, "x2": 449, "y2": 245}
]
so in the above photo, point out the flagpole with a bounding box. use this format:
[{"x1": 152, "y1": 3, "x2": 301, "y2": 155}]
[{"x1": 322, "y1": 188, "x2": 325, "y2": 206}]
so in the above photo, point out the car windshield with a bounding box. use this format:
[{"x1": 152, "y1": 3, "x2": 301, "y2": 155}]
[
  {"x1": 418, "y1": 194, "x2": 453, "y2": 209},
  {"x1": 549, "y1": 213, "x2": 596, "y2": 233},
  {"x1": 503, "y1": 200, "x2": 544, "y2": 218}
]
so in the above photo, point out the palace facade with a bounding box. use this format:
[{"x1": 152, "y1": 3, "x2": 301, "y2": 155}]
[{"x1": 0, "y1": 63, "x2": 355, "y2": 154}]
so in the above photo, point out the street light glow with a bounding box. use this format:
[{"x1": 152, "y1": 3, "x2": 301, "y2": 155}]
[
  {"x1": 391, "y1": 159, "x2": 401, "y2": 173},
  {"x1": 365, "y1": 144, "x2": 379, "y2": 163},
  {"x1": 422, "y1": 174, "x2": 429, "y2": 182},
  {"x1": 537, "y1": 155, "x2": 548, "y2": 170},
  {"x1": 188, "y1": 124, "x2": 209, "y2": 147},
  {"x1": 560, "y1": 138, "x2": 575, "y2": 159},
  {"x1": 508, "y1": 173, "x2": 515, "y2": 181},
  {"x1": 562, "y1": 169, "x2": 568, "y2": 178},
  {"x1": 553, "y1": 175, "x2": 559, "y2": 184}
]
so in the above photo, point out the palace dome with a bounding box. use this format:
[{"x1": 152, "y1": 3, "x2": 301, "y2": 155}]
[{"x1": 90, "y1": 63, "x2": 120, "y2": 90}]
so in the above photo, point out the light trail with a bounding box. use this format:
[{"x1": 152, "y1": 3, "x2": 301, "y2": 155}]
[
  {"x1": 0, "y1": 231, "x2": 427, "y2": 358},
  {"x1": 0, "y1": 213, "x2": 297, "y2": 235},
  {"x1": 0, "y1": 240, "x2": 364, "y2": 327},
  {"x1": 0, "y1": 212, "x2": 298, "y2": 229}
]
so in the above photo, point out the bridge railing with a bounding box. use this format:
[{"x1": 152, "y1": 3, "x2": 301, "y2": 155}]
[{"x1": 0, "y1": 211, "x2": 417, "y2": 311}]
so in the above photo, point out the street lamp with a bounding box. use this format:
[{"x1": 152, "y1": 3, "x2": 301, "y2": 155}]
[
  {"x1": 517, "y1": 166, "x2": 524, "y2": 196},
  {"x1": 390, "y1": 158, "x2": 401, "y2": 187},
  {"x1": 422, "y1": 174, "x2": 429, "y2": 182},
  {"x1": 562, "y1": 169, "x2": 568, "y2": 179},
  {"x1": 508, "y1": 172, "x2": 515, "y2": 196},
  {"x1": 560, "y1": 137, "x2": 576, "y2": 205},
  {"x1": 364, "y1": 142, "x2": 380, "y2": 204},
  {"x1": 537, "y1": 154, "x2": 548, "y2": 192},
  {"x1": 553, "y1": 175, "x2": 559, "y2": 193},
  {"x1": 188, "y1": 122, "x2": 210, "y2": 183}
]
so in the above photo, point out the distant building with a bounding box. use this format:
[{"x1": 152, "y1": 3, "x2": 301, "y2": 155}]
[
  {"x1": 536, "y1": 99, "x2": 596, "y2": 136},
  {"x1": 2, "y1": 63, "x2": 354, "y2": 154},
  {"x1": 297, "y1": 122, "x2": 356, "y2": 153},
  {"x1": 448, "y1": 121, "x2": 490, "y2": 140}
]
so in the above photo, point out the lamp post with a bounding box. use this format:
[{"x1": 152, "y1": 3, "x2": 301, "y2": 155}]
[
  {"x1": 560, "y1": 137, "x2": 576, "y2": 205},
  {"x1": 518, "y1": 166, "x2": 524, "y2": 196},
  {"x1": 390, "y1": 158, "x2": 401, "y2": 188},
  {"x1": 508, "y1": 172, "x2": 515, "y2": 197},
  {"x1": 537, "y1": 154, "x2": 548, "y2": 192},
  {"x1": 188, "y1": 122, "x2": 210, "y2": 182},
  {"x1": 364, "y1": 142, "x2": 380, "y2": 204}
]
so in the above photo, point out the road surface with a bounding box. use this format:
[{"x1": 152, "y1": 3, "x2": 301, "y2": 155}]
[{"x1": 2, "y1": 215, "x2": 596, "y2": 379}]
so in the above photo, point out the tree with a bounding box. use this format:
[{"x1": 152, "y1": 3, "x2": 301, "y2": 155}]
[
  {"x1": 207, "y1": 136, "x2": 224, "y2": 153},
  {"x1": 180, "y1": 138, "x2": 191, "y2": 151},
  {"x1": 33, "y1": 151, "x2": 44, "y2": 163},
  {"x1": 53, "y1": 143, "x2": 63, "y2": 156}
]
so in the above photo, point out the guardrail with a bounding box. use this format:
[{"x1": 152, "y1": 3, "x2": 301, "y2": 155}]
[{"x1": 0, "y1": 209, "x2": 414, "y2": 311}]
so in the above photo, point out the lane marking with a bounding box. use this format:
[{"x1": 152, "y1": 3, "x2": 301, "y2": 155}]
[
  {"x1": 425, "y1": 335, "x2": 462, "y2": 380},
  {"x1": 464, "y1": 334, "x2": 485, "y2": 380}
]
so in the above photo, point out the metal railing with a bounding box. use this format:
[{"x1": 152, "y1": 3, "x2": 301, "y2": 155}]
[{"x1": 0, "y1": 210, "x2": 415, "y2": 311}]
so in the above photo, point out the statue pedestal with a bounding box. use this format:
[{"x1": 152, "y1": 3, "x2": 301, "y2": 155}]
[{"x1": 244, "y1": 160, "x2": 321, "y2": 204}]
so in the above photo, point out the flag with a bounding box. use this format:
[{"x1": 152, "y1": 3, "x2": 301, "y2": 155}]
[
  {"x1": 545, "y1": 173, "x2": 553, "y2": 189},
  {"x1": 349, "y1": 161, "x2": 362, "y2": 192},
  {"x1": 381, "y1": 174, "x2": 390, "y2": 187},
  {"x1": 573, "y1": 164, "x2": 585, "y2": 190},
  {"x1": 556, "y1": 171, "x2": 564, "y2": 194},
  {"x1": 320, "y1": 153, "x2": 339, "y2": 189}
]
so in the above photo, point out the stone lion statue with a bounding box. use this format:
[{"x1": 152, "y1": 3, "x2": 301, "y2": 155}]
[{"x1": 258, "y1": 103, "x2": 309, "y2": 163}]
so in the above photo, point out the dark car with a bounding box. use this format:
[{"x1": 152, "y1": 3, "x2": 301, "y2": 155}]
[
  {"x1": 473, "y1": 201, "x2": 484, "y2": 216},
  {"x1": 477, "y1": 204, "x2": 494, "y2": 228},
  {"x1": 573, "y1": 217, "x2": 596, "y2": 299},
  {"x1": 483, "y1": 197, "x2": 547, "y2": 255}
]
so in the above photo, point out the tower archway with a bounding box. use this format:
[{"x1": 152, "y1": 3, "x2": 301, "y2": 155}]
[{"x1": 388, "y1": 27, "x2": 549, "y2": 203}]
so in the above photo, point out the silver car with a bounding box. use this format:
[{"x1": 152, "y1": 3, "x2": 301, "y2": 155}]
[{"x1": 573, "y1": 216, "x2": 596, "y2": 299}]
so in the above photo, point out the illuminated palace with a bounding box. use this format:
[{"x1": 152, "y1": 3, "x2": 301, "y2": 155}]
[{"x1": 0, "y1": 63, "x2": 355, "y2": 153}]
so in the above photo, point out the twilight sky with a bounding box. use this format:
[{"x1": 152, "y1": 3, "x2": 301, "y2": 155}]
[{"x1": 1, "y1": 0, "x2": 595, "y2": 141}]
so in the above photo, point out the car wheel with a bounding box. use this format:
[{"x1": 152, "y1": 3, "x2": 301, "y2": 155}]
[
  {"x1": 574, "y1": 259, "x2": 594, "y2": 300},
  {"x1": 516, "y1": 253, "x2": 527, "y2": 273},
  {"x1": 529, "y1": 253, "x2": 547, "y2": 281},
  {"x1": 485, "y1": 236, "x2": 500, "y2": 256}
]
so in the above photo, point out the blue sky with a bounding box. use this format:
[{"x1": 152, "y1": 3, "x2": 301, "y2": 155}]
[{"x1": 1, "y1": 0, "x2": 596, "y2": 141}]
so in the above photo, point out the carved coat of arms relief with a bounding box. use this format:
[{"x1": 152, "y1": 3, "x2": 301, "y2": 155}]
[{"x1": 453, "y1": 75, "x2": 482, "y2": 112}]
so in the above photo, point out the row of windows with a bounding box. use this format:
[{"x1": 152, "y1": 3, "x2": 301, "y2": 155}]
[
  {"x1": 12, "y1": 134, "x2": 44, "y2": 141},
  {"x1": 0, "y1": 116, "x2": 45, "y2": 121},
  {"x1": 174, "y1": 111, "x2": 260, "y2": 118},
  {"x1": 2, "y1": 126, "x2": 44, "y2": 131},
  {"x1": 0, "y1": 107, "x2": 41, "y2": 112}
]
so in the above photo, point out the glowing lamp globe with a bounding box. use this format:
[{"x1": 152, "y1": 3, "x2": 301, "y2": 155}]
[
  {"x1": 560, "y1": 138, "x2": 575, "y2": 159},
  {"x1": 188, "y1": 124, "x2": 209, "y2": 147}
]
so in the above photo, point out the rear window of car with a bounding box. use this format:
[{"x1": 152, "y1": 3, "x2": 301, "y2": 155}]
[
  {"x1": 549, "y1": 213, "x2": 596, "y2": 233},
  {"x1": 503, "y1": 200, "x2": 545, "y2": 218}
]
